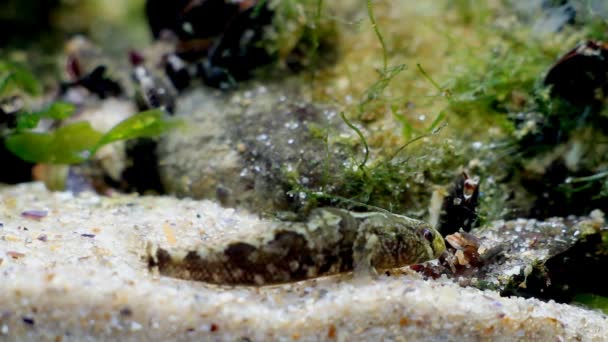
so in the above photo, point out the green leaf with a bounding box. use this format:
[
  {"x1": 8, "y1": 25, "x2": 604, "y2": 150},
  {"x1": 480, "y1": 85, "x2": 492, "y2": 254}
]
[
  {"x1": 5, "y1": 122, "x2": 103, "y2": 164},
  {"x1": 5, "y1": 109, "x2": 177, "y2": 165},
  {"x1": 96, "y1": 109, "x2": 175, "y2": 148},
  {"x1": 0, "y1": 72, "x2": 14, "y2": 95},
  {"x1": 15, "y1": 112, "x2": 41, "y2": 131},
  {"x1": 0, "y1": 61, "x2": 41, "y2": 96},
  {"x1": 43, "y1": 102, "x2": 76, "y2": 120},
  {"x1": 15, "y1": 102, "x2": 76, "y2": 131}
]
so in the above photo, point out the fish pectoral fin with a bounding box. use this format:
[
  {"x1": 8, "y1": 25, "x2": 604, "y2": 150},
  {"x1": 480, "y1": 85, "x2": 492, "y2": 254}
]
[{"x1": 353, "y1": 232, "x2": 380, "y2": 279}]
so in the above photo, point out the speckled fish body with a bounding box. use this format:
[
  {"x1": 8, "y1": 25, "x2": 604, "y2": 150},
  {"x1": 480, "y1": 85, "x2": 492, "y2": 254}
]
[{"x1": 148, "y1": 208, "x2": 445, "y2": 285}]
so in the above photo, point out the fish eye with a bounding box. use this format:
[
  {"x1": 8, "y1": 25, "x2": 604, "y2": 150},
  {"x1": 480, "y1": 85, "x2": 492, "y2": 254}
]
[{"x1": 422, "y1": 228, "x2": 434, "y2": 242}]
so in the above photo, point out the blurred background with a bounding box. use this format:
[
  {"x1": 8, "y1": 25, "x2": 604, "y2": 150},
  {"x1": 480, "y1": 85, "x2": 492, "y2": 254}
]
[
  {"x1": 2, "y1": 0, "x2": 608, "y2": 53},
  {"x1": 0, "y1": 0, "x2": 148, "y2": 53}
]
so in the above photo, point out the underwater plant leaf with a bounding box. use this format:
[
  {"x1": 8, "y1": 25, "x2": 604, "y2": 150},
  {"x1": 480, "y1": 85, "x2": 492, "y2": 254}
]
[
  {"x1": 5, "y1": 110, "x2": 176, "y2": 165},
  {"x1": 15, "y1": 102, "x2": 76, "y2": 131},
  {"x1": 0, "y1": 61, "x2": 41, "y2": 96},
  {"x1": 96, "y1": 109, "x2": 175, "y2": 148},
  {"x1": 41, "y1": 102, "x2": 76, "y2": 120},
  {"x1": 0, "y1": 72, "x2": 13, "y2": 95},
  {"x1": 14, "y1": 113, "x2": 40, "y2": 131},
  {"x1": 5, "y1": 122, "x2": 103, "y2": 164}
]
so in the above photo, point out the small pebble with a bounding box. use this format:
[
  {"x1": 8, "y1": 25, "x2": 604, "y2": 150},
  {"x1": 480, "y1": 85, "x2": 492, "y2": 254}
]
[
  {"x1": 6, "y1": 251, "x2": 25, "y2": 259},
  {"x1": 22, "y1": 317, "x2": 35, "y2": 326},
  {"x1": 81, "y1": 234, "x2": 95, "y2": 238},
  {"x1": 21, "y1": 210, "x2": 48, "y2": 220},
  {"x1": 327, "y1": 325, "x2": 336, "y2": 339},
  {"x1": 120, "y1": 307, "x2": 133, "y2": 317}
]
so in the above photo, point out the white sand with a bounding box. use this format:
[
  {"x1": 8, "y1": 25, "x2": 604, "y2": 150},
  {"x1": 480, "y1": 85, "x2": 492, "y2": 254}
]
[{"x1": 1, "y1": 183, "x2": 606, "y2": 341}]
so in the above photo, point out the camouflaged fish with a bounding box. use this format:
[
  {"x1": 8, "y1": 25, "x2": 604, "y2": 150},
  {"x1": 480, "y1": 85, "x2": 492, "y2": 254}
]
[{"x1": 147, "y1": 208, "x2": 445, "y2": 285}]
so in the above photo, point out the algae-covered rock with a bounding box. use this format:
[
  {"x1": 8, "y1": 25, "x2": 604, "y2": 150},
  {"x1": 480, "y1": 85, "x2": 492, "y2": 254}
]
[{"x1": 158, "y1": 80, "x2": 352, "y2": 213}]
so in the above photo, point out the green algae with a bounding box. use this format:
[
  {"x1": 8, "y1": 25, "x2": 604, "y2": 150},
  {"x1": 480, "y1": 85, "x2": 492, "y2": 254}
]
[
  {"x1": 5, "y1": 109, "x2": 177, "y2": 164},
  {"x1": 279, "y1": 0, "x2": 608, "y2": 222}
]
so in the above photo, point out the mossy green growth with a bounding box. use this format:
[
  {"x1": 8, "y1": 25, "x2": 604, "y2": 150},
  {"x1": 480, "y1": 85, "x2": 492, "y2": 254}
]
[
  {"x1": 445, "y1": 17, "x2": 608, "y2": 214},
  {"x1": 284, "y1": 0, "x2": 608, "y2": 221},
  {"x1": 293, "y1": 131, "x2": 467, "y2": 219},
  {"x1": 447, "y1": 29, "x2": 576, "y2": 119}
]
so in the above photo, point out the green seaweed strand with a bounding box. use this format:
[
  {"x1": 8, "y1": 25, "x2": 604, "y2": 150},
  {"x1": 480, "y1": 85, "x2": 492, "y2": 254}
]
[
  {"x1": 367, "y1": 0, "x2": 388, "y2": 73},
  {"x1": 340, "y1": 112, "x2": 369, "y2": 171},
  {"x1": 417, "y1": 63, "x2": 451, "y2": 99}
]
